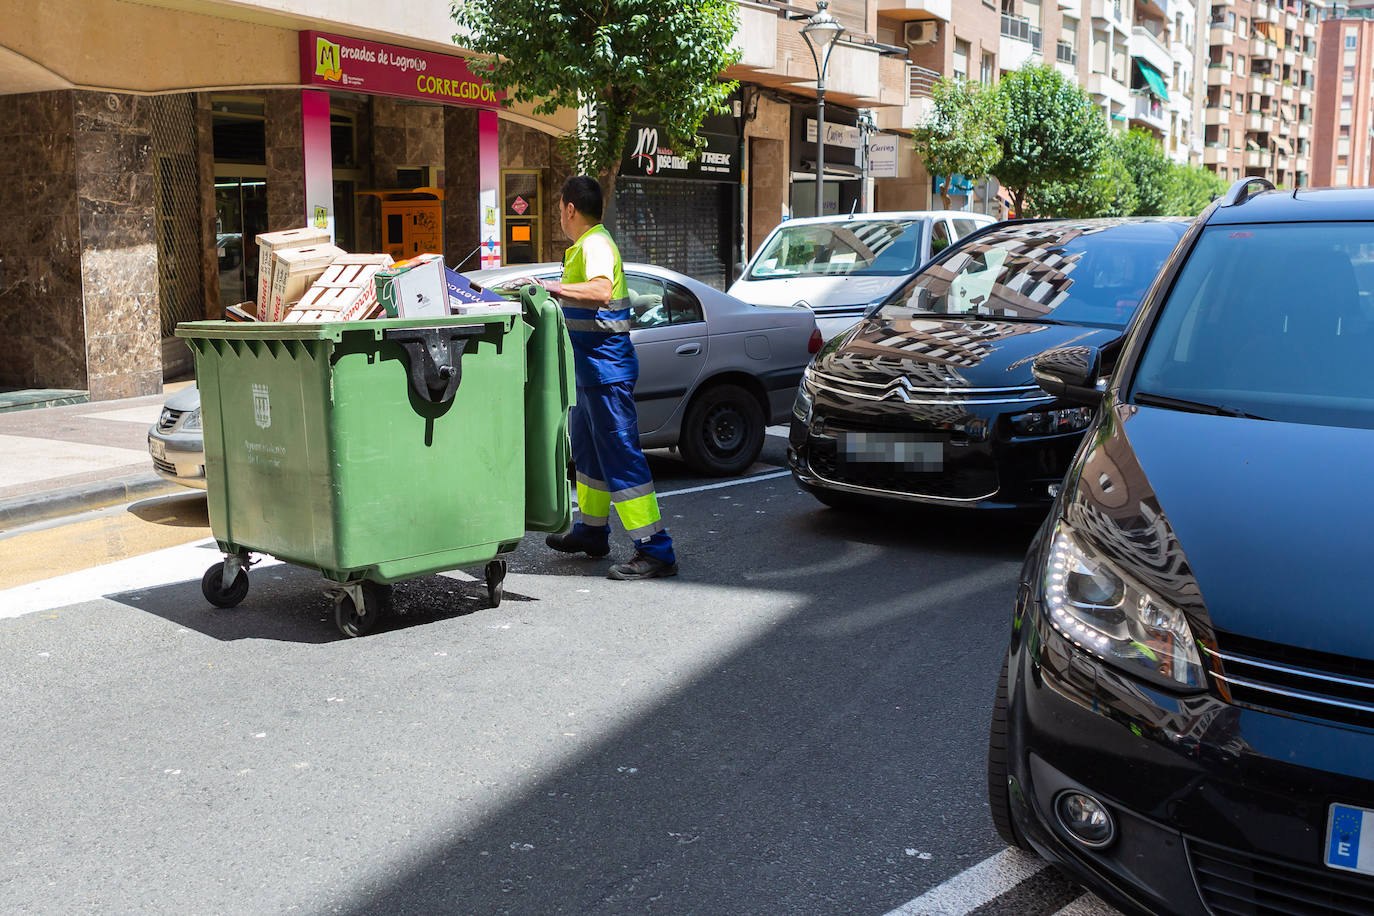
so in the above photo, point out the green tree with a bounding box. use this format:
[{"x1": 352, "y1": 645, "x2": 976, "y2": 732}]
[
  {"x1": 991, "y1": 65, "x2": 1109, "y2": 217},
  {"x1": 1030, "y1": 154, "x2": 1137, "y2": 218},
  {"x1": 1114, "y1": 128, "x2": 1171, "y2": 216},
  {"x1": 1164, "y1": 163, "x2": 1227, "y2": 216},
  {"x1": 452, "y1": 0, "x2": 740, "y2": 194},
  {"x1": 910, "y1": 78, "x2": 1003, "y2": 210}
]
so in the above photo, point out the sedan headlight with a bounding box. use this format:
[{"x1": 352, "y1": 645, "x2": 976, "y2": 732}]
[
  {"x1": 1009, "y1": 407, "x2": 1094, "y2": 437},
  {"x1": 1043, "y1": 522, "x2": 1204, "y2": 689},
  {"x1": 182, "y1": 408, "x2": 202, "y2": 431}
]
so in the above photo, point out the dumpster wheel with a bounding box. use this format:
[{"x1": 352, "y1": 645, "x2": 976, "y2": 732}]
[
  {"x1": 333, "y1": 581, "x2": 392, "y2": 638},
  {"x1": 485, "y1": 559, "x2": 507, "y2": 607},
  {"x1": 202, "y1": 562, "x2": 250, "y2": 608}
]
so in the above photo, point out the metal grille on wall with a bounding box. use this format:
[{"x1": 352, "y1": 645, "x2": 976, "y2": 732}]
[
  {"x1": 613, "y1": 178, "x2": 732, "y2": 290},
  {"x1": 149, "y1": 94, "x2": 205, "y2": 338}
]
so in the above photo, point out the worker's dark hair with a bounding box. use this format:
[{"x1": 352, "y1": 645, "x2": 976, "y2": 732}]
[{"x1": 560, "y1": 175, "x2": 604, "y2": 221}]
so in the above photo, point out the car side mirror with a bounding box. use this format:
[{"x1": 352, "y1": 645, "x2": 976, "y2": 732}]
[{"x1": 1032, "y1": 346, "x2": 1104, "y2": 406}]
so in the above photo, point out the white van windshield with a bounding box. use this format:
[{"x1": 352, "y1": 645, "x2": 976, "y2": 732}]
[{"x1": 747, "y1": 220, "x2": 924, "y2": 279}]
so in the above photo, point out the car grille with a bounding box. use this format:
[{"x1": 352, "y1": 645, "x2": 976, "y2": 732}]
[
  {"x1": 157, "y1": 408, "x2": 182, "y2": 433},
  {"x1": 1206, "y1": 632, "x2": 1374, "y2": 730},
  {"x1": 152, "y1": 457, "x2": 179, "y2": 476},
  {"x1": 806, "y1": 434, "x2": 998, "y2": 501},
  {"x1": 1188, "y1": 837, "x2": 1374, "y2": 915}
]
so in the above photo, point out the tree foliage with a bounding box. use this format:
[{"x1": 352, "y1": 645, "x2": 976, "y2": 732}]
[
  {"x1": 1031, "y1": 154, "x2": 1136, "y2": 219},
  {"x1": 910, "y1": 78, "x2": 1003, "y2": 209},
  {"x1": 991, "y1": 65, "x2": 1109, "y2": 217},
  {"x1": 452, "y1": 0, "x2": 740, "y2": 189},
  {"x1": 1165, "y1": 163, "x2": 1228, "y2": 216},
  {"x1": 1113, "y1": 128, "x2": 1171, "y2": 216}
]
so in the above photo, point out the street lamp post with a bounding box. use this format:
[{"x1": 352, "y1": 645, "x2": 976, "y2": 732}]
[{"x1": 801, "y1": 1, "x2": 845, "y2": 217}]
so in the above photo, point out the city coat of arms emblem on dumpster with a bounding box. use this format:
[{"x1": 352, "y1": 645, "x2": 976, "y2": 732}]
[{"x1": 253, "y1": 384, "x2": 272, "y2": 429}]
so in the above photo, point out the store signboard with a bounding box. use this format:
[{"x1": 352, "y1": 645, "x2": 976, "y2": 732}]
[
  {"x1": 805, "y1": 119, "x2": 862, "y2": 149},
  {"x1": 618, "y1": 124, "x2": 740, "y2": 183},
  {"x1": 299, "y1": 31, "x2": 503, "y2": 109},
  {"x1": 868, "y1": 134, "x2": 898, "y2": 178}
]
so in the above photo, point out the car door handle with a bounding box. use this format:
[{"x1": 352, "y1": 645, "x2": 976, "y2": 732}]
[{"x1": 675, "y1": 344, "x2": 701, "y2": 356}]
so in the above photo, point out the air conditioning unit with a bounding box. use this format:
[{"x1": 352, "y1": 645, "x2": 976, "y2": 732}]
[{"x1": 904, "y1": 20, "x2": 940, "y2": 46}]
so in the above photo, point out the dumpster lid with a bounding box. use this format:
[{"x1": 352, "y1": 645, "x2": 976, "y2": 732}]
[{"x1": 175, "y1": 313, "x2": 514, "y2": 343}]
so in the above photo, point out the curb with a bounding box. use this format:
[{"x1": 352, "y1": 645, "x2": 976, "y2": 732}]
[{"x1": 0, "y1": 474, "x2": 191, "y2": 533}]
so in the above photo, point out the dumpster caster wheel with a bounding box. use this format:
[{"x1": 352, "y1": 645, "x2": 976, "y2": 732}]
[
  {"x1": 202, "y1": 564, "x2": 249, "y2": 608},
  {"x1": 485, "y1": 560, "x2": 507, "y2": 607},
  {"x1": 334, "y1": 587, "x2": 384, "y2": 639}
]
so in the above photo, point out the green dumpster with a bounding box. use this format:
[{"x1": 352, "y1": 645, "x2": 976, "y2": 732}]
[{"x1": 177, "y1": 294, "x2": 573, "y2": 637}]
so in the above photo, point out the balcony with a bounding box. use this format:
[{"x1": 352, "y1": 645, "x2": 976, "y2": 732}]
[
  {"x1": 1209, "y1": 25, "x2": 1235, "y2": 48},
  {"x1": 1088, "y1": 70, "x2": 1130, "y2": 105},
  {"x1": 1300, "y1": 88, "x2": 1312, "y2": 107},
  {"x1": 1207, "y1": 65, "x2": 1232, "y2": 87},
  {"x1": 1251, "y1": 37, "x2": 1276, "y2": 60},
  {"x1": 1247, "y1": 112, "x2": 1274, "y2": 133},
  {"x1": 1283, "y1": 47, "x2": 1296, "y2": 68},
  {"x1": 1247, "y1": 148, "x2": 1271, "y2": 169},
  {"x1": 1205, "y1": 107, "x2": 1233, "y2": 126},
  {"x1": 1248, "y1": 75, "x2": 1274, "y2": 96},
  {"x1": 1253, "y1": 0, "x2": 1269, "y2": 17},
  {"x1": 1298, "y1": 122, "x2": 1310, "y2": 140},
  {"x1": 1130, "y1": 91, "x2": 1168, "y2": 131},
  {"x1": 909, "y1": 64, "x2": 938, "y2": 100},
  {"x1": 1203, "y1": 145, "x2": 1228, "y2": 165},
  {"x1": 1090, "y1": 0, "x2": 1128, "y2": 32},
  {"x1": 1056, "y1": 40, "x2": 1078, "y2": 66},
  {"x1": 1000, "y1": 14, "x2": 1043, "y2": 71},
  {"x1": 1131, "y1": 26, "x2": 1172, "y2": 75},
  {"x1": 1303, "y1": 19, "x2": 1315, "y2": 39},
  {"x1": 876, "y1": 0, "x2": 953, "y2": 19},
  {"x1": 1281, "y1": 83, "x2": 1295, "y2": 103}
]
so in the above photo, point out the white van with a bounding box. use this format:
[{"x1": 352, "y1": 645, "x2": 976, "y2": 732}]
[{"x1": 730, "y1": 210, "x2": 997, "y2": 339}]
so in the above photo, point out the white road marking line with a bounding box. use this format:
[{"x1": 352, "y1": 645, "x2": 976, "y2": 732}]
[
  {"x1": 882, "y1": 848, "x2": 1050, "y2": 916},
  {"x1": 2, "y1": 469, "x2": 793, "y2": 619},
  {"x1": 1052, "y1": 892, "x2": 1117, "y2": 915}
]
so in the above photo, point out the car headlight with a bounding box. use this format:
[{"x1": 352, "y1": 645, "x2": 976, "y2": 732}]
[
  {"x1": 182, "y1": 408, "x2": 202, "y2": 431},
  {"x1": 1009, "y1": 407, "x2": 1095, "y2": 437},
  {"x1": 793, "y1": 375, "x2": 815, "y2": 424},
  {"x1": 1043, "y1": 522, "x2": 1204, "y2": 689}
]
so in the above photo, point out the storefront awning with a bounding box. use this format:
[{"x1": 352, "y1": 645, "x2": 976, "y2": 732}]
[{"x1": 1134, "y1": 59, "x2": 1169, "y2": 102}]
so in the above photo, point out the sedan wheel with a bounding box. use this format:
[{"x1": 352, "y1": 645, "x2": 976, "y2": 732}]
[{"x1": 679, "y1": 383, "x2": 765, "y2": 477}]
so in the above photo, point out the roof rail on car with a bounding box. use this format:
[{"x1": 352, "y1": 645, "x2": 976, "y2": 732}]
[{"x1": 1218, "y1": 177, "x2": 1275, "y2": 207}]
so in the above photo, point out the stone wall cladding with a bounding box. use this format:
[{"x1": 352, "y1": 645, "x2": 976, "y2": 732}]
[
  {"x1": 73, "y1": 91, "x2": 161, "y2": 401},
  {"x1": 0, "y1": 91, "x2": 84, "y2": 390},
  {"x1": 265, "y1": 90, "x2": 304, "y2": 233}
]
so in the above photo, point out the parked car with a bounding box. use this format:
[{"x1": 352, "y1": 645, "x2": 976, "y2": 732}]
[
  {"x1": 989, "y1": 180, "x2": 1374, "y2": 914},
  {"x1": 150, "y1": 262, "x2": 821, "y2": 485},
  {"x1": 787, "y1": 217, "x2": 1189, "y2": 513},
  {"x1": 147, "y1": 383, "x2": 206, "y2": 489},
  {"x1": 730, "y1": 210, "x2": 997, "y2": 340},
  {"x1": 468, "y1": 261, "x2": 820, "y2": 475}
]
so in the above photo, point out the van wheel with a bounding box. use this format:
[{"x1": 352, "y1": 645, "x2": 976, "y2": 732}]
[{"x1": 679, "y1": 383, "x2": 765, "y2": 477}]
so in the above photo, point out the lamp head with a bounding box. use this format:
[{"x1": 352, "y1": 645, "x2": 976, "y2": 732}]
[{"x1": 802, "y1": 0, "x2": 846, "y2": 60}]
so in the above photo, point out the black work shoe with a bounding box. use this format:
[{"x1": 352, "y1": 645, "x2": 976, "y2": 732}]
[
  {"x1": 545, "y1": 530, "x2": 610, "y2": 558},
  {"x1": 607, "y1": 552, "x2": 678, "y2": 580}
]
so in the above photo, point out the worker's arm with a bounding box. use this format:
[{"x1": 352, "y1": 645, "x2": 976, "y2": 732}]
[{"x1": 546, "y1": 275, "x2": 612, "y2": 307}]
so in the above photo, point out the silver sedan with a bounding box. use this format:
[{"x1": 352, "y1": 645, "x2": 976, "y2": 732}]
[{"x1": 468, "y1": 262, "x2": 820, "y2": 476}]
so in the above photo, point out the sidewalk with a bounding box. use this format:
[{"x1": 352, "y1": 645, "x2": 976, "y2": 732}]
[{"x1": 0, "y1": 383, "x2": 195, "y2": 532}]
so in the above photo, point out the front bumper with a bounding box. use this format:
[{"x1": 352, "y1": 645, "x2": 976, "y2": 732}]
[
  {"x1": 1005, "y1": 608, "x2": 1374, "y2": 915},
  {"x1": 788, "y1": 407, "x2": 1081, "y2": 510},
  {"x1": 148, "y1": 433, "x2": 206, "y2": 489}
]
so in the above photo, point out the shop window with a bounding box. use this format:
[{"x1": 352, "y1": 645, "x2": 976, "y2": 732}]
[
  {"x1": 211, "y1": 96, "x2": 266, "y2": 165},
  {"x1": 331, "y1": 113, "x2": 357, "y2": 168},
  {"x1": 501, "y1": 169, "x2": 543, "y2": 265}
]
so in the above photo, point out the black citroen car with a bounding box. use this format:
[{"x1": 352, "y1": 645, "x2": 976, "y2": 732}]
[
  {"x1": 788, "y1": 218, "x2": 1189, "y2": 511},
  {"x1": 990, "y1": 180, "x2": 1374, "y2": 914}
]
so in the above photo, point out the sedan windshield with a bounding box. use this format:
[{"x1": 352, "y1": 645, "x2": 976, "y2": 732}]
[
  {"x1": 1133, "y1": 222, "x2": 1374, "y2": 430},
  {"x1": 875, "y1": 221, "x2": 1184, "y2": 329},
  {"x1": 748, "y1": 219, "x2": 923, "y2": 279}
]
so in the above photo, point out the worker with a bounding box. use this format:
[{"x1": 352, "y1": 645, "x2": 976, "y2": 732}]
[{"x1": 521, "y1": 175, "x2": 678, "y2": 580}]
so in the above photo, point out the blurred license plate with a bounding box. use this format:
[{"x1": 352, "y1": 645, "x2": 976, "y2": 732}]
[
  {"x1": 148, "y1": 437, "x2": 165, "y2": 461},
  {"x1": 1326, "y1": 803, "x2": 1374, "y2": 875},
  {"x1": 838, "y1": 432, "x2": 942, "y2": 471}
]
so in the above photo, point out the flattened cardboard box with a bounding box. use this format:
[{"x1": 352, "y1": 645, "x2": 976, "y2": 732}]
[
  {"x1": 374, "y1": 254, "x2": 448, "y2": 319},
  {"x1": 255, "y1": 227, "x2": 330, "y2": 317},
  {"x1": 283, "y1": 261, "x2": 388, "y2": 323},
  {"x1": 267, "y1": 243, "x2": 344, "y2": 321}
]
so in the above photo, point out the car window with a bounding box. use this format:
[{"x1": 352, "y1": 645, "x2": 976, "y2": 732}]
[
  {"x1": 747, "y1": 219, "x2": 923, "y2": 279},
  {"x1": 876, "y1": 221, "x2": 1184, "y2": 329},
  {"x1": 1132, "y1": 222, "x2": 1374, "y2": 429},
  {"x1": 952, "y1": 218, "x2": 985, "y2": 239},
  {"x1": 930, "y1": 220, "x2": 953, "y2": 255},
  {"x1": 626, "y1": 273, "x2": 670, "y2": 329},
  {"x1": 664, "y1": 281, "x2": 704, "y2": 325}
]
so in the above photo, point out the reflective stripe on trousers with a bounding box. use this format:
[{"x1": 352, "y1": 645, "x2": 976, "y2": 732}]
[{"x1": 568, "y1": 381, "x2": 667, "y2": 541}]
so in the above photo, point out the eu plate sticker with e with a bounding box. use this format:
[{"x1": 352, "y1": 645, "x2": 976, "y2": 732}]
[{"x1": 1327, "y1": 803, "x2": 1374, "y2": 876}]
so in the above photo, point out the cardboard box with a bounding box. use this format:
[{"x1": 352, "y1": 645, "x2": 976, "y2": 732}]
[
  {"x1": 333, "y1": 253, "x2": 394, "y2": 268},
  {"x1": 255, "y1": 227, "x2": 330, "y2": 316},
  {"x1": 444, "y1": 267, "x2": 521, "y2": 315},
  {"x1": 267, "y1": 243, "x2": 344, "y2": 321},
  {"x1": 374, "y1": 254, "x2": 448, "y2": 319}
]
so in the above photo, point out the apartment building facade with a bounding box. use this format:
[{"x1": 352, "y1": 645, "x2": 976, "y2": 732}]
[
  {"x1": 1203, "y1": 0, "x2": 1323, "y2": 187},
  {"x1": 1311, "y1": 4, "x2": 1374, "y2": 186}
]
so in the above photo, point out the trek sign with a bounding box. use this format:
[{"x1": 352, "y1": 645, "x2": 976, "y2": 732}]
[{"x1": 299, "y1": 31, "x2": 503, "y2": 109}]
